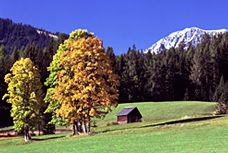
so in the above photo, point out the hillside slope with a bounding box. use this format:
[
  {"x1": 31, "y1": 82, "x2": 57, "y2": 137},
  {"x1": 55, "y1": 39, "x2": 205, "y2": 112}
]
[
  {"x1": 0, "y1": 18, "x2": 67, "y2": 54},
  {"x1": 94, "y1": 101, "x2": 216, "y2": 130}
]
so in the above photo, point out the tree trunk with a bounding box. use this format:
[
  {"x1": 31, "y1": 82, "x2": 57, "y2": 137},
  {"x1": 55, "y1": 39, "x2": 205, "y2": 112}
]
[
  {"x1": 78, "y1": 121, "x2": 82, "y2": 132},
  {"x1": 87, "y1": 117, "x2": 91, "y2": 133},
  {"x1": 75, "y1": 121, "x2": 82, "y2": 134},
  {"x1": 73, "y1": 124, "x2": 76, "y2": 135},
  {"x1": 38, "y1": 124, "x2": 41, "y2": 136},
  {"x1": 83, "y1": 120, "x2": 87, "y2": 134},
  {"x1": 24, "y1": 126, "x2": 31, "y2": 142}
]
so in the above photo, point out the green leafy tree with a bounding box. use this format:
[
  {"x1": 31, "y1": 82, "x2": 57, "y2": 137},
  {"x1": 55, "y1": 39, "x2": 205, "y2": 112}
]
[
  {"x1": 3, "y1": 58, "x2": 44, "y2": 141},
  {"x1": 213, "y1": 76, "x2": 228, "y2": 114},
  {"x1": 216, "y1": 80, "x2": 228, "y2": 114}
]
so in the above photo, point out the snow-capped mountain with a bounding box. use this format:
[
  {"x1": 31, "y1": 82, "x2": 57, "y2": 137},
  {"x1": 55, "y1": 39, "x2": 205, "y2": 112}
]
[{"x1": 146, "y1": 27, "x2": 228, "y2": 53}]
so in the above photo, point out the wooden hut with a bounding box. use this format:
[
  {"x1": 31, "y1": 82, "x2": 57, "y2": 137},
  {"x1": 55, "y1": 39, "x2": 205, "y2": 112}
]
[{"x1": 117, "y1": 107, "x2": 142, "y2": 124}]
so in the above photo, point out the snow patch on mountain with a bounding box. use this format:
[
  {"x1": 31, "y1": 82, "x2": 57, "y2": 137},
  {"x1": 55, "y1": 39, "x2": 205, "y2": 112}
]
[
  {"x1": 36, "y1": 30, "x2": 58, "y2": 40},
  {"x1": 146, "y1": 27, "x2": 228, "y2": 53}
]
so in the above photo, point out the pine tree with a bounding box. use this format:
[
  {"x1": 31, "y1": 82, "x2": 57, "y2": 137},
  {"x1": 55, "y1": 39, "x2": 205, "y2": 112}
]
[
  {"x1": 143, "y1": 51, "x2": 155, "y2": 100},
  {"x1": 190, "y1": 34, "x2": 213, "y2": 100},
  {"x1": 213, "y1": 76, "x2": 225, "y2": 102},
  {"x1": 184, "y1": 45, "x2": 195, "y2": 100},
  {"x1": 9, "y1": 47, "x2": 20, "y2": 68},
  {"x1": 106, "y1": 46, "x2": 116, "y2": 72},
  {"x1": 116, "y1": 55, "x2": 128, "y2": 102},
  {"x1": 217, "y1": 33, "x2": 228, "y2": 81},
  {"x1": 147, "y1": 52, "x2": 168, "y2": 101},
  {"x1": 0, "y1": 45, "x2": 9, "y2": 94},
  {"x1": 0, "y1": 45, "x2": 12, "y2": 127},
  {"x1": 120, "y1": 46, "x2": 144, "y2": 102}
]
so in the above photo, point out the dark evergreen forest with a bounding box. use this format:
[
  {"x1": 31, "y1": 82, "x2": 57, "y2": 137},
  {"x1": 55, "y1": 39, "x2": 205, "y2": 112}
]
[{"x1": 110, "y1": 33, "x2": 228, "y2": 103}]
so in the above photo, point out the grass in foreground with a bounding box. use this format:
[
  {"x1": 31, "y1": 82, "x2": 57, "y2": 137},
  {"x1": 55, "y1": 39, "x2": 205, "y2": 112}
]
[
  {"x1": 1, "y1": 116, "x2": 228, "y2": 153},
  {"x1": 1, "y1": 101, "x2": 224, "y2": 153}
]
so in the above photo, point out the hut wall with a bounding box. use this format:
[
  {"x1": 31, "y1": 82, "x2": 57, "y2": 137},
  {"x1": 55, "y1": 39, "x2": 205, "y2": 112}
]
[{"x1": 117, "y1": 115, "x2": 128, "y2": 124}]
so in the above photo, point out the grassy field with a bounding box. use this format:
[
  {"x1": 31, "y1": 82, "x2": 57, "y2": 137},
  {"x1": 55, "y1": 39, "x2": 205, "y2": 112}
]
[
  {"x1": 93, "y1": 101, "x2": 216, "y2": 132},
  {"x1": 2, "y1": 101, "x2": 228, "y2": 153}
]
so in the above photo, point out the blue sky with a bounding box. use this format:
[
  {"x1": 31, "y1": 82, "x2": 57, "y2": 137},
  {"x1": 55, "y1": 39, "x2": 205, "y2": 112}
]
[{"x1": 0, "y1": 0, "x2": 228, "y2": 54}]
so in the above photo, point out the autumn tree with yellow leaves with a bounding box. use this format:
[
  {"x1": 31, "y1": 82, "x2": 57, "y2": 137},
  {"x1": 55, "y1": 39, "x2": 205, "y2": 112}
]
[
  {"x1": 44, "y1": 30, "x2": 91, "y2": 128},
  {"x1": 3, "y1": 58, "x2": 44, "y2": 141},
  {"x1": 48, "y1": 29, "x2": 119, "y2": 134}
]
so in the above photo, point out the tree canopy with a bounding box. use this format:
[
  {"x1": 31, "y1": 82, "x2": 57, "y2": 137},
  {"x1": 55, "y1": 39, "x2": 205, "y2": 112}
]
[
  {"x1": 45, "y1": 29, "x2": 119, "y2": 134},
  {"x1": 3, "y1": 58, "x2": 44, "y2": 141}
]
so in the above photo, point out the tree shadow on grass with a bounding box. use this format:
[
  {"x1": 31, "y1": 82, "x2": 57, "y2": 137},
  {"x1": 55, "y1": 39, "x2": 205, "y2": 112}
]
[
  {"x1": 141, "y1": 115, "x2": 224, "y2": 128},
  {"x1": 32, "y1": 135, "x2": 65, "y2": 141}
]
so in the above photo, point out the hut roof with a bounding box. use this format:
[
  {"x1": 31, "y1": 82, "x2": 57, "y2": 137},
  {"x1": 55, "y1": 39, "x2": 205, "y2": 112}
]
[{"x1": 117, "y1": 107, "x2": 138, "y2": 116}]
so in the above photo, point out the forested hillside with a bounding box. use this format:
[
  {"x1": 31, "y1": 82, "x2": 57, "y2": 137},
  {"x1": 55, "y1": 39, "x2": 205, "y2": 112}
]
[{"x1": 0, "y1": 18, "x2": 67, "y2": 54}]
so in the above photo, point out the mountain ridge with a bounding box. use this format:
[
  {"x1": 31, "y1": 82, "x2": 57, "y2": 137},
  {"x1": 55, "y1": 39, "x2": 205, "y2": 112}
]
[{"x1": 146, "y1": 27, "x2": 228, "y2": 53}]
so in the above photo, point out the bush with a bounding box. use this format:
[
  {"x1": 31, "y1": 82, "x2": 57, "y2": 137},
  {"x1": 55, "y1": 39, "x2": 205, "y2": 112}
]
[
  {"x1": 216, "y1": 103, "x2": 228, "y2": 114},
  {"x1": 107, "y1": 122, "x2": 118, "y2": 126}
]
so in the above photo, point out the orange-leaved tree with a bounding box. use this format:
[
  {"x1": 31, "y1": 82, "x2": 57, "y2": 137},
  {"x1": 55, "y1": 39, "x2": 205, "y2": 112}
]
[
  {"x1": 45, "y1": 30, "x2": 93, "y2": 131},
  {"x1": 52, "y1": 29, "x2": 119, "y2": 134}
]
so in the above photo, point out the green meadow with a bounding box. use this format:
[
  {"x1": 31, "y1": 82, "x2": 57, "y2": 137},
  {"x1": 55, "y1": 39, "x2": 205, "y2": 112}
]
[{"x1": 1, "y1": 101, "x2": 228, "y2": 153}]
